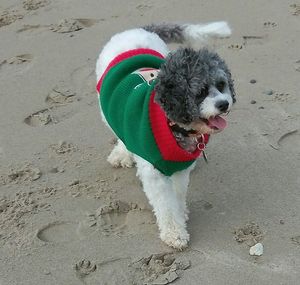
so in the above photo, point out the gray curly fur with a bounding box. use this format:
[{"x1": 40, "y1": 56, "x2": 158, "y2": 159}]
[
  {"x1": 143, "y1": 23, "x2": 185, "y2": 43},
  {"x1": 155, "y1": 47, "x2": 236, "y2": 124}
]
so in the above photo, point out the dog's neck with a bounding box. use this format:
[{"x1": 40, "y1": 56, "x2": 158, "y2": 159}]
[
  {"x1": 169, "y1": 123, "x2": 197, "y2": 137},
  {"x1": 168, "y1": 122, "x2": 206, "y2": 153}
]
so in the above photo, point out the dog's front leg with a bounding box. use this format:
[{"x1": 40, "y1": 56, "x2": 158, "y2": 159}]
[
  {"x1": 135, "y1": 156, "x2": 190, "y2": 250},
  {"x1": 107, "y1": 139, "x2": 134, "y2": 168},
  {"x1": 171, "y1": 162, "x2": 195, "y2": 222}
]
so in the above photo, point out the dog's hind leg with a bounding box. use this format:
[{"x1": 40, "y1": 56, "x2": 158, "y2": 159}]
[
  {"x1": 135, "y1": 156, "x2": 189, "y2": 250},
  {"x1": 107, "y1": 139, "x2": 134, "y2": 168}
]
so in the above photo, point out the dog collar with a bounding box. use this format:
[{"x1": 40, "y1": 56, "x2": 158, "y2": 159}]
[
  {"x1": 168, "y1": 121, "x2": 207, "y2": 151},
  {"x1": 168, "y1": 121, "x2": 198, "y2": 137}
]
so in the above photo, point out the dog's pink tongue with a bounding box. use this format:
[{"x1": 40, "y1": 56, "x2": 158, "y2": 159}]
[{"x1": 207, "y1": 115, "x2": 227, "y2": 130}]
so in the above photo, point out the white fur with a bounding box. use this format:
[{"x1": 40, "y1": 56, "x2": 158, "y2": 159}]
[
  {"x1": 135, "y1": 155, "x2": 196, "y2": 249},
  {"x1": 183, "y1": 21, "x2": 231, "y2": 42},
  {"x1": 96, "y1": 28, "x2": 169, "y2": 81},
  {"x1": 96, "y1": 22, "x2": 231, "y2": 249},
  {"x1": 200, "y1": 86, "x2": 233, "y2": 119}
]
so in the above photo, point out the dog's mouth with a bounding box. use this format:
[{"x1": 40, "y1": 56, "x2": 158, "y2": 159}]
[
  {"x1": 169, "y1": 115, "x2": 227, "y2": 137},
  {"x1": 204, "y1": 115, "x2": 227, "y2": 131}
]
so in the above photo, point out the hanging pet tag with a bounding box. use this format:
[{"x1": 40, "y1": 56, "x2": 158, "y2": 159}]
[{"x1": 203, "y1": 151, "x2": 208, "y2": 163}]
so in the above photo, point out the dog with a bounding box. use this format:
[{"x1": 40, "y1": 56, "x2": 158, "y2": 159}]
[{"x1": 96, "y1": 22, "x2": 236, "y2": 249}]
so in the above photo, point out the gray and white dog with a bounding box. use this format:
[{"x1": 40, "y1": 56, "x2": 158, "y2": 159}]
[{"x1": 96, "y1": 22, "x2": 235, "y2": 249}]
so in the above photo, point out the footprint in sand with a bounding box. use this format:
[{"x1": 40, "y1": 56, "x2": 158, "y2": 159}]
[
  {"x1": 74, "y1": 257, "x2": 132, "y2": 285},
  {"x1": 136, "y1": 4, "x2": 153, "y2": 15},
  {"x1": 130, "y1": 253, "x2": 191, "y2": 284},
  {"x1": 0, "y1": 54, "x2": 33, "y2": 71},
  {"x1": 45, "y1": 82, "x2": 76, "y2": 105},
  {"x1": 37, "y1": 201, "x2": 150, "y2": 244},
  {"x1": 95, "y1": 201, "x2": 132, "y2": 236},
  {"x1": 24, "y1": 108, "x2": 55, "y2": 126},
  {"x1": 263, "y1": 21, "x2": 277, "y2": 27},
  {"x1": 97, "y1": 201, "x2": 155, "y2": 236},
  {"x1": 5, "y1": 163, "x2": 42, "y2": 184},
  {"x1": 136, "y1": 4, "x2": 153, "y2": 11},
  {"x1": 0, "y1": 186, "x2": 55, "y2": 246},
  {"x1": 23, "y1": 0, "x2": 49, "y2": 11},
  {"x1": 266, "y1": 128, "x2": 299, "y2": 151},
  {"x1": 77, "y1": 201, "x2": 155, "y2": 238},
  {"x1": 37, "y1": 221, "x2": 79, "y2": 243},
  {"x1": 2, "y1": 54, "x2": 33, "y2": 65},
  {"x1": 24, "y1": 105, "x2": 76, "y2": 127},
  {"x1": 290, "y1": 4, "x2": 300, "y2": 16},
  {"x1": 242, "y1": 35, "x2": 267, "y2": 47},
  {"x1": 291, "y1": 235, "x2": 300, "y2": 246},
  {"x1": 276, "y1": 129, "x2": 299, "y2": 151},
  {"x1": 228, "y1": 43, "x2": 243, "y2": 50},
  {"x1": 24, "y1": 81, "x2": 77, "y2": 127},
  {"x1": 73, "y1": 253, "x2": 190, "y2": 285},
  {"x1": 0, "y1": 10, "x2": 23, "y2": 28},
  {"x1": 50, "y1": 140, "x2": 77, "y2": 154},
  {"x1": 273, "y1": 92, "x2": 292, "y2": 103},
  {"x1": 294, "y1": 60, "x2": 300, "y2": 72},
  {"x1": 16, "y1": 24, "x2": 42, "y2": 33},
  {"x1": 233, "y1": 222, "x2": 264, "y2": 247},
  {"x1": 74, "y1": 260, "x2": 97, "y2": 277},
  {"x1": 228, "y1": 35, "x2": 267, "y2": 50},
  {"x1": 50, "y1": 18, "x2": 99, "y2": 33},
  {"x1": 189, "y1": 200, "x2": 213, "y2": 211},
  {"x1": 16, "y1": 18, "x2": 99, "y2": 34}
]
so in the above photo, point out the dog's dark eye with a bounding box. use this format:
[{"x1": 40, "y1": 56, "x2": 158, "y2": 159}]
[
  {"x1": 198, "y1": 86, "x2": 209, "y2": 98},
  {"x1": 216, "y1": 81, "x2": 226, "y2": 92}
]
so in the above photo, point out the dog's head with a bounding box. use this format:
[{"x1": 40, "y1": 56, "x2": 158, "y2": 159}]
[{"x1": 155, "y1": 48, "x2": 236, "y2": 135}]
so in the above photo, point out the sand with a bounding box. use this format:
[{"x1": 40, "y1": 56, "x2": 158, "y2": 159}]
[{"x1": 0, "y1": 0, "x2": 300, "y2": 284}]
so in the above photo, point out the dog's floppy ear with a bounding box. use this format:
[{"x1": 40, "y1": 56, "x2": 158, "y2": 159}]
[
  {"x1": 227, "y1": 72, "x2": 236, "y2": 103},
  {"x1": 154, "y1": 48, "x2": 200, "y2": 123},
  {"x1": 220, "y1": 63, "x2": 236, "y2": 104}
]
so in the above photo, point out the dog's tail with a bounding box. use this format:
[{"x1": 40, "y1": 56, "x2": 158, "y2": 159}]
[{"x1": 143, "y1": 21, "x2": 231, "y2": 44}]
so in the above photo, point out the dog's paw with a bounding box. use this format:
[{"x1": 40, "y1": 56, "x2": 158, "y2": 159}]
[
  {"x1": 184, "y1": 207, "x2": 190, "y2": 221},
  {"x1": 160, "y1": 230, "x2": 190, "y2": 250},
  {"x1": 107, "y1": 152, "x2": 134, "y2": 168},
  {"x1": 107, "y1": 144, "x2": 134, "y2": 168},
  {"x1": 184, "y1": 212, "x2": 189, "y2": 222}
]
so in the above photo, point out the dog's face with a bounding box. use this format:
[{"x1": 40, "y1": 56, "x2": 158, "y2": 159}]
[{"x1": 155, "y1": 48, "x2": 236, "y2": 135}]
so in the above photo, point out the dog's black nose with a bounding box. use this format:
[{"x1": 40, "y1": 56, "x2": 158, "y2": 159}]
[{"x1": 215, "y1": 100, "x2": 229, "y2": 112}]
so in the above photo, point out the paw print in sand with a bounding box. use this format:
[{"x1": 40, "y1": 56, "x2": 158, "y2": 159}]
[
  {"x1": 130, "y1": 253, "x2": 191, "y2": 284},
  {"x1": 74, "y1": 259, "x2": 97, "y2": 277},
  {"x1": 228, "y1": 44, "x2": 243, "y2": 50},
  {"x1": 263, "y1": 21, "x2": 277, "y2": 27},
  {"x1": 290, "y1": 4, "x2": 300, "y2": 16}
]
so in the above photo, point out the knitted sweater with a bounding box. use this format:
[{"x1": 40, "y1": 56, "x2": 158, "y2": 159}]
[{"x1": 97, "y1": 48, "x2": 209, "y2": 176}]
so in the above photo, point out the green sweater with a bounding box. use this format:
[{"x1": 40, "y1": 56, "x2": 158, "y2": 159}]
[{"x1": 97, "y1": 49, "x2": 206, "y2": 176}]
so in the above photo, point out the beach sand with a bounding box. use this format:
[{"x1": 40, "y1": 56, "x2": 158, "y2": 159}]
[{"x1": 0, "y1": 0, "x2": 299, "y2": 284}]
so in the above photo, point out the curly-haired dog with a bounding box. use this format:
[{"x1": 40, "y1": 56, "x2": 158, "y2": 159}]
[{"x1": 96, "y1": 22, "x2": 236, "y2": 249}]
